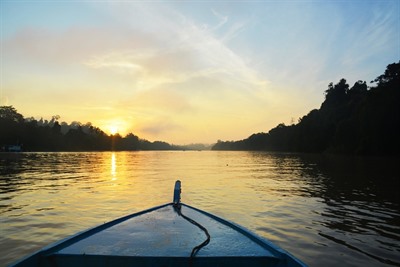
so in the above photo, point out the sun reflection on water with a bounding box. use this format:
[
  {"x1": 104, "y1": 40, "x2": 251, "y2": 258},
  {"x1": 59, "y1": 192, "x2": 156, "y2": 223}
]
[
  {"x1": 111, "y1": 153, "x2": 117, "y2": 181},
  {"x1": 2, "y1": 152, "x2": 399, "y2": 267}
]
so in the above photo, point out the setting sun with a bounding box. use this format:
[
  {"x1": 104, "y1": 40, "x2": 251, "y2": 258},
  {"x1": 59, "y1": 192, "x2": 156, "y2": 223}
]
[
  {"x1": 1, "y1": 1, "x2": 398, "y2": 145},
  {"x1": 103, "y1": 119, "x2": 129, "y2": 136},
  {"x1": 109, "y1": 125, "x2": 119, "y2": 135}
]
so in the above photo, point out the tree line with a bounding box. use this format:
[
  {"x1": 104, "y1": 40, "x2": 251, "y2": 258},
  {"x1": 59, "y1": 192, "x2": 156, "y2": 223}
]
[
  {"x1": 212, "y1": 61, "x2": 400, "y2": 156},
  {"x1": 0, "y1": 107, "x2": 209, "y2": 151},
  {"x1": 2, "y1": 61, "x2": 398, "y2": 154}
]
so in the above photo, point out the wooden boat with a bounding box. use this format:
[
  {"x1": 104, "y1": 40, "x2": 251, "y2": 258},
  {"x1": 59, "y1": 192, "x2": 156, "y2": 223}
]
[{"x1": 9, "y1": 181, "x2": 307, "y2": 267}]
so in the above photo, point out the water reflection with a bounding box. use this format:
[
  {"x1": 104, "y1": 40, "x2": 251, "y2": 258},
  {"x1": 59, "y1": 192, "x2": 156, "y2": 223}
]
[
  {"x1": 111, "y1": 153, "x2": 117, "y2": 181},
  {"x1": 0, "y1": 151, "x2": 399, "y2": 267},
  {"x1": 294, "y1": 154, "x2": 398, "y2": 266}
]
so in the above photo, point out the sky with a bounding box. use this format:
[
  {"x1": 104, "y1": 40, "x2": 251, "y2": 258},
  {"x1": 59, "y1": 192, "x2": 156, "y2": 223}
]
[{"x1": 1, "y1": 1, "x2": 399, "y2": 144}]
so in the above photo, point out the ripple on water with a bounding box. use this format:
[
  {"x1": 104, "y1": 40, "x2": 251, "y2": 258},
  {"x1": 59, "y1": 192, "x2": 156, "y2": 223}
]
[{"x1": 1, "y1": 151, "x2": 399, "y2": 267}]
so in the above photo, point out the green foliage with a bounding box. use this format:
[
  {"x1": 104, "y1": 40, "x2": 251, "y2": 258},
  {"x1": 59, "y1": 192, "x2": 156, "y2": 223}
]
[{"x1": 212, "y1": 61, "x2": 400, "y2": 156}]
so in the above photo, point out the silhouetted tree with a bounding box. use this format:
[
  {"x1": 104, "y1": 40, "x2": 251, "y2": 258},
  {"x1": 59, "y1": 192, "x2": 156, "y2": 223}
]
[
  {"x1": 122, "y1": 133, "x2": 140, "y2": 150},
  {"x1": 0, "y1": 106, "x2": 24, "y2": 123},
  {"x1": 322, "y1": 79, "x2": 349, "y2": 110},
  {"x1": 0, "y1": 106, "x2": 25, "y2": 147},
  {"x1": 213, "y1": 61, "x2": 400, "y2": 156},
  {"x1": 0, "y1": 105, "x2": 184, "y2": 151}
]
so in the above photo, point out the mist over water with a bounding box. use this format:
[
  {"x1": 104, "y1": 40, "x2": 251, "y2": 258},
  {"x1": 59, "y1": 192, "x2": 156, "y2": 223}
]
[{"x1": 1, "y1": 151, "x2": 399, "y2": 266}]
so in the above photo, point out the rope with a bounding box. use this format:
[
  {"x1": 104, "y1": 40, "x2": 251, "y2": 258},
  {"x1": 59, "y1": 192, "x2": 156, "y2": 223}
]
[{"x1": 174, "y1": 204, "x2": 211, "y2": 257}]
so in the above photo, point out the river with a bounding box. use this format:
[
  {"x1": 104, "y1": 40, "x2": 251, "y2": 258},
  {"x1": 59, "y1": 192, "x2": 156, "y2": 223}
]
[{"x1": 0, "y1": 151, "x2": 399, "y2": 266}]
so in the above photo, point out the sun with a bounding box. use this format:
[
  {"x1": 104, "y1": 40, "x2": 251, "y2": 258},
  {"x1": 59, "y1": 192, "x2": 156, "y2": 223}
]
[
  {"x1": 101, "y1": 119, "x2": 128, "y2": 136},
  {"x1": 109, "y1": 125, "x2": 119, "y2": 135}
]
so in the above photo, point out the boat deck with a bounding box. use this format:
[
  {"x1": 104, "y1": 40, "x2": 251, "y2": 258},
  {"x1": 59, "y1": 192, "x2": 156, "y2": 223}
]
[
  {"x1": 58, "y1": 204, "x2": 278, "y2": 258},
  {"x1": 10, "y1": 180, "x2": 306, "y2": 267},
  {"x1": 12, "y1": 203, "x2": 305, "y2": 267}
]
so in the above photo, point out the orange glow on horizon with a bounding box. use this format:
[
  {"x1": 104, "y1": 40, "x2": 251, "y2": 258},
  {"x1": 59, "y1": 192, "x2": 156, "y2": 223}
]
[{"x1": 101, "y1": 119, "x2": 129, "y2": 136}]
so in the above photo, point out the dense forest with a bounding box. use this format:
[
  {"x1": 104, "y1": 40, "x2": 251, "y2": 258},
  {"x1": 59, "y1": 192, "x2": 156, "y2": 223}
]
[
  {"x1": 212, "y1": 61, "x2": 400, "y2": 156},
  {"x1": 0, "y1": 107, "x2": 208, "y2": 151}
]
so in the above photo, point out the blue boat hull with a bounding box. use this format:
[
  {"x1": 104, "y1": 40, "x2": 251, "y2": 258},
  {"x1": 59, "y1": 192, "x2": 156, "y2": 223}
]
[{"x1": 9, "y1": 203, "x2": 306, "y2": 267}]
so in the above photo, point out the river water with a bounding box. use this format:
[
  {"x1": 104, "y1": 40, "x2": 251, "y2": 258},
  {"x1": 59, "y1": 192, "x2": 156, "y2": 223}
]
[{"x1": 0, "y1": 151, "x2": 399, "y2": 266}]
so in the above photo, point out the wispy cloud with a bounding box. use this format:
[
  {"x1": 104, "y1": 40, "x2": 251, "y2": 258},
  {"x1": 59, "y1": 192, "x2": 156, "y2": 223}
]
[
  {"x1": 2, "y1": 1, "x2": 398, "y2": 143},
  {"x1": 211, "y1": 8, "x2": 228, "y2": 30},
  {"x1": 84, "y1": 52, "x2": 145, "y2": 76},
  {"x1": 92, "y1": 2, "x2": 267, "y2": 91}
]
